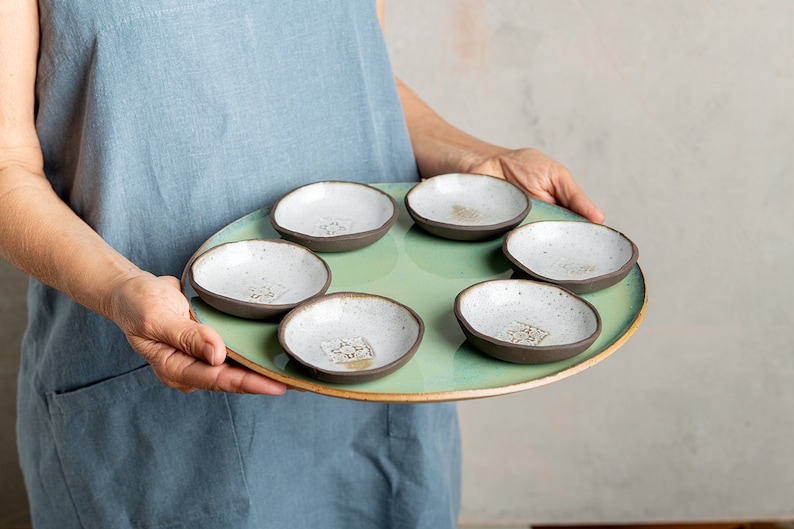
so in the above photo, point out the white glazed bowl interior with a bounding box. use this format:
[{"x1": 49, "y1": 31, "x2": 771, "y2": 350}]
[
  {"x1": 505, "y1": 221, "x2": 636, "y2": 282},
  {"x1": 406, "y1": 173, "x2": 529, "y2": 227},
  {"x1": 190, "y1": 239, "x2": 330, "y2": 313},
  {"x1": 279, "y1": 293, "x2": 422, "y2": 375},
  {"x1": 271, "y1": 181, "x2": 396, "y2": 238},
  {"x1": 457, "y1": 280, "x2": 600, "y2": 348}
]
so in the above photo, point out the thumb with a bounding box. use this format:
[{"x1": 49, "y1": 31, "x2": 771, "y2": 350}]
[
  {"x1": 569, "y1": 192, "x2": 606, "y2": 224},
  {"x1": 138, "y1": 307, "x2": 228, "y2": 367},
  {"x1": 554, "y1": 180, "x2": 605, "y2": 224},
  {"x1": 173, "y1": 318, "x2": 228, "y2": 366},
  {"x1": 157, "y1": 275, "x2": 228, "y2": 365}
]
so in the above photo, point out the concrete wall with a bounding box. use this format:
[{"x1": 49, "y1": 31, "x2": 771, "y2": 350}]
[
  {"x1": 384, "y1": 0, "x2": 794, "y2": 525},
  {"x1": 2, "y1": 1, "x2": 793, "y2": 527}
]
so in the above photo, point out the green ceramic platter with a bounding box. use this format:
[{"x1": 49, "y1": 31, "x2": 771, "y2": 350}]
[{"x1": 182, "y1": 183, "x2": 647, "y2": 402}]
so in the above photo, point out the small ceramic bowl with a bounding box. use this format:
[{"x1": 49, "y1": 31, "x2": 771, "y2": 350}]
[
  {"x1": 503, "y1": 220, "x2": 639, "y2": 293},
  {"x1": 270, "y1": 181, "x2": 399, "y2": 252},
  {"x1": 189, "y1": 239, "x2": 331, "y2": 319},
  {"x1": 455, "y1": 279, "x2": 602, "y2": 364},
  {"x1": 404, "y1": 173, "x2": 531, "y2": 241},
  {"x1": 278, "y1": 292, "x2": 424, "y2": 383}
]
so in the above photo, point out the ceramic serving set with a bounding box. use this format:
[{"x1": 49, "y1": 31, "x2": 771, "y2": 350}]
[{"x1": 188, "y1": 174, "x2": 639, "y2": 383}]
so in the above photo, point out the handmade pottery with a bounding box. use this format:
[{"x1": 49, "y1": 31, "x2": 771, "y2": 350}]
[
  {"x1": 404, "y1": 173, "x2": 531, "y2": 241},
  {"x1": 270, "y1": 181, "x2": 398, "y2": 252},
  {"x1": 503, "y1": 220, "x2": 639, "y2": 293},
  {"x1": 189, "y1": 238, "x2": 331, "y2": 319},
  {"x1": 455, "y1": 279, "x2": 601, "y2": 364},
  {"x1": 278, "y1": 292, "x2": 424, "y2": 383}
]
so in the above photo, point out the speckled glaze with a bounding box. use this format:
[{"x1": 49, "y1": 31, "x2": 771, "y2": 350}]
[
  {"x1": 503, "y1": 220, "x2": 639, "y2": 293},
  {"x1": 454, "y1": 279, "x2": 602, "y2": 364},
  {"x1": 404, "y1": 173, "x2": 531, "y2": 241},
  {"x1": 182, "y1": 183, "x2": 647, "y2": 402},
  {"x1": 189, "y1": 238, "x2": 331, "y2": 319},
  {"x1": 278, "y1": 292, "x2": 424, "y2": 383},
  {"x1": 270, "y1": 181, "x2": 398, "y2": 252}
]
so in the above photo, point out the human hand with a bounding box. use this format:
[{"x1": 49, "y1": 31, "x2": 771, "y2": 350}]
[
  {"x1": 467, "y1": 147, "x2": 605, "y2": 224},
  {"x1": 108, "y1": 273, "x2": 287, "y2": 395},
  {"x1": 394, "y1": 79, "x2": 605, "y2": 223}
]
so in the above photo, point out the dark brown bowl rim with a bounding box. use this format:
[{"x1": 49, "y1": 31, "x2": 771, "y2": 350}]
[
  {"x1": 269, "y1": 181, "x2": 399, "y2": 250},
  {"x1": 502, "y1": 220, "x2": 640, "y2": 293},
  {"x1": 189, "y1": 238, "x2": 332, "y2": 318},
  {"x1": 277, "y1": 291, "x2": 425, "y2": 383},
  {"x1": 404, "y1": 174, "x2": 532, "y2": 239},
  {"x1": 453, "y1": 279, "x2": 603, "y2": 362}
]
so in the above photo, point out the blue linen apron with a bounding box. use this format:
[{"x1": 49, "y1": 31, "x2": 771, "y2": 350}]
[{"x1": 18, "y1": 1, "x2": 461, "y2": 527}]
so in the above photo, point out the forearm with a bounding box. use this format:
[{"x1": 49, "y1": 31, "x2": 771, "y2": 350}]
[
  {"x1": 395, "y1": 77, "x2": 507, "y2": 178},
  {"x1": 381, "y1": 2, "x2": 499, "y2": 177},
  {"x1": 0, "y1": 163, "x2": 146, "y2": 320},
  {"x1": 0, "y1": 0, "x2": 144, "y2": 321},
  {"x1": 394, "y1": 78, "x2": 605, "y2": 222}
]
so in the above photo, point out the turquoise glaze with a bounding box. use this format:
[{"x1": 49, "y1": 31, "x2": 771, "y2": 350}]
[{"x1": 182, "y1": 183, "x2": 647, "y2": 402}]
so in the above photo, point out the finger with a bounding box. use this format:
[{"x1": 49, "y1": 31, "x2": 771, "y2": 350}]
[
  {"x1": 568, "y1": 192, "x2": 606, "y2": 224},
  {"x1": 156, "y1": 275, "x2": 228, "y2": 364},
  {"x1": 141, "y1": 303, "x2": 227, "y2": 366},
  {"x1": 553, "y1": 178, "x2": 605, "y2": 224},
  {"x1": 164, "y1": 355, "x2": 287, "y2": 395},
  {"x1": 142, "y1": 313, "x2": 287, "y2": 394},
  {"x1": 149, "y1": 342, "x2": 287, "y2": 395},
  {"x1": 160, "y1": 275, "x2": 184, "y2": 290},
  {"x1": 120, "y1": 275, "x2": 227, "y2": 366}
]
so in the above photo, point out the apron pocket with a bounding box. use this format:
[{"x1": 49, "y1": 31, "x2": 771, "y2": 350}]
[{"x1": 46, "y1": 364, "x2": 250, "y2": 529}]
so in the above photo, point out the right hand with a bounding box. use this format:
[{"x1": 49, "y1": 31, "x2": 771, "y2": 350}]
[{"x1": 108, "y1": 273, "x2": 287, "y2": 395}]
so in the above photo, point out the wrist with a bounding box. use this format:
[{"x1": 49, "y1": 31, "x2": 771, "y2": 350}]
[
  {"x1": 415, "y1": 134, "x2": 507, "y2": 178},
  {"x1": 97, "y1": 266, "x2": 154, "y2": 324}
]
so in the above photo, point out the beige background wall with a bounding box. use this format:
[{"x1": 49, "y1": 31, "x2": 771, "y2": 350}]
[
  {"x1": 385, "y1": 0, "x2": 794, "y2": 525},
  {"x1": 2, "y1": 1, "x2": 793, "y2": 527}
]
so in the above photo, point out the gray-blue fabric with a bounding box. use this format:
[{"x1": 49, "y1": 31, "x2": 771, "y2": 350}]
[{"x1": 17, "y1": 1, "x2": 460, "y2": 527}]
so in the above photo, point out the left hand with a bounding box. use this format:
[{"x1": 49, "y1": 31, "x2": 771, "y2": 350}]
[
  {"x1": 109, "y1": 273, "x2": 288, "y2": 395},
  {"x1": 467, "y1": 147, "x2": 605, "y2": 224},
  {"x1": 394, "y1": 79, "x2": 604, "y2": 223}
]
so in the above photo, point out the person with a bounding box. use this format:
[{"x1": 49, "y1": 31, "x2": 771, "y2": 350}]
[{"x1": 0, "y1": 1, "x2": 604, "y2": 528}]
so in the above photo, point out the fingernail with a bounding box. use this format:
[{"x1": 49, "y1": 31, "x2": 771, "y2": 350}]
[{"x1": 203, "y1": 343, "x2": 216, "y2": 365}]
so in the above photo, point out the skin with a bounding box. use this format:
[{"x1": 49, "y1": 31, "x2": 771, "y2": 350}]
[
  {"x1": 0, "y1": 0, "x2": 602, "y2": 396},
  {"x1": 377, "y1": 0, "x2": 605, "y2": 224}
]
